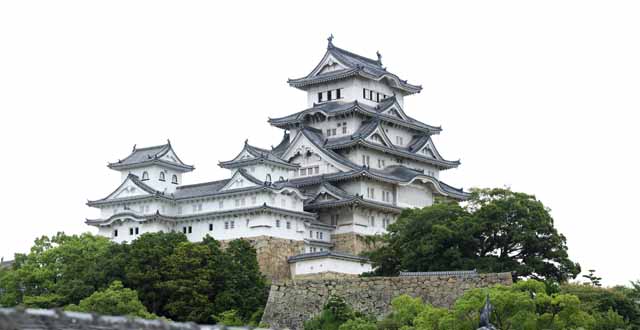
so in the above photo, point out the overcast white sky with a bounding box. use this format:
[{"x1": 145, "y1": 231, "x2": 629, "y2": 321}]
[{"x1": 1, "y1": 1, "x2": 638, "y2": 286}]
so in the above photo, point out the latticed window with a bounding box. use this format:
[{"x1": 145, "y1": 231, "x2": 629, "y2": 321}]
[
  {"x1": 142, "y1": 171, "x2": 149, "y2": 180},
  {"x1": 159, "y1": 172, "x2": 165, "y2": 181},
  {"x1": 171, "y1": 174, "x2": 178, "y2": 184}
]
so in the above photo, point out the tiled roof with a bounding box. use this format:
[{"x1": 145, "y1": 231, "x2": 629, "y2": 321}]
[
  {"x1": 219, "y1": 135, "x2": 296, "y2": 169},
  {"x1": 287, "y1": 251, "x2": 370, "y2": 263},
  {"x1": 288, "y1": 42, "x2": 422, "y2": 95},
  {"x1": 108, "y1": 141, "x2": 194, "y2": 172},
  {"x1": 269, "y1": 98, "x2": 441, "y2": 134},
  {"x1": 321, "y1": 119, "x2": 460, "y2": 169},
  {"x1": 86, "y1": 204, "x2": 317, "y2": 226}
]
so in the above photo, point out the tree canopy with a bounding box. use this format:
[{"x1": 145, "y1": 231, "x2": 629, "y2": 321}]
[
  {"x1": 65, "y1": 280, "x2": 154, "y2": 318},
  {"x1": 0, "y1": 232, "x2": 268, "y2": 324},
  {"x1": 365, "y1": 188, "x2": 581, "y2": 282}
]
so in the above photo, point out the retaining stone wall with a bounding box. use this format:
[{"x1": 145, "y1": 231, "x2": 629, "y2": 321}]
[{"x1": 262, "y1": 272, "x2": 512, "y2": 330}]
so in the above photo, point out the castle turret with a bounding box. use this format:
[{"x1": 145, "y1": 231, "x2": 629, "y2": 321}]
[{"x1": 107, "y1": 140, "x2": 194, "y2": 194}]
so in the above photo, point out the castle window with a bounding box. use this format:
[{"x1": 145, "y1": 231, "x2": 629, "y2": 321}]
[
  {"x1": 135, "y1": 227, "x2": 139, "y2": 235},
  {"x1": 276, "y1": 219, "x2": 281, "y2": 228},
  {"x1": 327, "y1": 90, "x2": 333, "y2": 101},
  {"x1": 309, "y1": 230, "x2": 313, "y2": 238},
  {"x1": 183, "y1": 226, "x2": 187, "y2": 234},
  {"x1": 342, "y1": 122, "x2": 347, "y2": 134},
  {"x1": 219, "y1": 200, "x2": 224, "y2": 209},
  {"x1": 266, "y1": 174, "x2": 272, "y2": 183},
  {"x1": 317, "y1": 92, "x2": 323, "y2": 103},
  {"x1": 188, "y1": 226, "x2": 192, "y2": 234},
  {"x1": 209, "y1": 223, "x2": 213, "y2": 231},
  {"x1": 114, "y1": 229, "x2": 118, "y2": 237},
  {"x1": 286, "y1": 221, "x2": 291, "y2": 229},
  {"x1": 224, "y1": 222, "x2": 229, "y2": 229},
  {"x1": 370, "y1": 216, "x2": 375, "y2": 227},
  {"x1": 129, "y1": 228, "x2": 134, "y2": 235},
  {"x1": 332, "y1": 128, "x2": 336, "y2": 135},
  {"x1": 336, "y1": 89, "x2": 341, "y2": 99},
  {"x1": 171, "y1": 175, "x2": 178, "y2": 184},
  {"x1": 326, "y1": 129, "x2": 331, "y2": 137},
  {"x1": 230, "y1": 221, "x2": 235, "y2": 229},
  {"x1": 142, "y1": 171, "x2": 149, "y2": 181},
  {"x1": 159, "y1": 172, "x2": 165, "y2": 181}
]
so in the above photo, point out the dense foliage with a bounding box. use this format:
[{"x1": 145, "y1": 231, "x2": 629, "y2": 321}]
[
  {"x1": 365, "y1": 188, "x2": 581, "y2": 282},
  {"x1": 306, "y1": 280, "x2": 639, "y2": 330},
  {"x1": 304, "y1": 295, "x2": 373, "y2": 330},
  {"x1": 65, "y1": 280, "x2": 154, "y2": 318},
  {"x1": 0, "y1": 232, "x2": 268, "y2": 324}
]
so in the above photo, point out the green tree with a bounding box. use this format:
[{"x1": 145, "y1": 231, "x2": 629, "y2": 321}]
[
  {"x1": 213, "y1": 309, "x2": 245, "y2": 326},
  {"x1": 561, "y1": 283, "x2": 639, "y2": 328},
  {"x1": 213, "y1": 239, "x2": 268, "y2": 320},
  {"x1": 158, "y1": 240, "x2": 219, "y2": 322},
  {"x1": 583, "y1": 269, "x2": 603, "y2": 287},
  {"x1": 123, "y1": 231, "x2": 187, "y2": 315},
  {"x1": 65, "y1": 280, "x2": 154, "y2": 318},
  {"x1": 0, "y1": 233, "x2": 115, "y2": 308},
  {"x1": 304, "y1": 295, "x2": 359, "y2": 330},
  {"x1": 339, "y1": 318, "x2": 377, "y2": 330},
  {"x1": 367, "y1": 188, "x2": 581, "y2": 282}
]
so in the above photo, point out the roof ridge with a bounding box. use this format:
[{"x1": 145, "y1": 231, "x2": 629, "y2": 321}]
[
  {"x1": 330, "y1": 46, "x2": 381, "y2": 67},
  {"x1": 176, "y1": 178, "x2": 230, "y2": 189},
  {"x1": 132, "y1": 143, "x2": 169, "y2": 152}
]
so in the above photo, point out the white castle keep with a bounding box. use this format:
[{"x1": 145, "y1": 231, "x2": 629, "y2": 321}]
[{"x1": 87, "y1": 36, "x2": 468, "y2": 279}]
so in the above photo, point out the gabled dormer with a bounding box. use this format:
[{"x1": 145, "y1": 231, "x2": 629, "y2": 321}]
[
  {"x1": 287, "y1": 36, "x2": 421, "y2": 108},
  {"x1": 218, "y1": 169, "x2": 264, "y2": 192},
  {"x1": 107, "y1": 140, "x2": 194, "y2": 193}
]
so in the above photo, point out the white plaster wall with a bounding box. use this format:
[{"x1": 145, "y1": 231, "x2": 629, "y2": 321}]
[
  {"x1": 290, "y1": 257, "x2": 372, "y2": 276},
  {"x1": 381, "y1": 123, "x2": 416, "y2": 149},
  {"x1": 241, "y1": 164, "x2": 291, "y2": 183},
  {"x1": 397, "y1": 183, "x2": 434, "y2": 208},
  {"x1": 119, "y1": 165, "x2": 182, "y2": 193}
]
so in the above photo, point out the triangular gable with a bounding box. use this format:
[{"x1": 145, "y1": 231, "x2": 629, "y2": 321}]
[
  {"x1": 380, "y1": 100, "x2": 409, "y2": 121},
  {"x1": 309, "y1": 52, "x2": 350, "y2": 77},
  {"x1": 218, "y1": 170, "x2": 261, "y2": 192},
  {"x1": 103, "y1": 176, "x2": 155, "y2": 201},
  {"x1": 418, "y1": 138, "x2": 444, "y2": 160},
  {"x1": 161, "y1": 148, "x2": 181, "y2": 164},
  {"x1": 281, "y1": 131, "x2": 353, "y2": 172},
  {"x1": 307, "y1": 185, "x2": 347, "y2": 204},
  {"x1": 364, "y1": 124, "x2": 393, "y2": 148}
]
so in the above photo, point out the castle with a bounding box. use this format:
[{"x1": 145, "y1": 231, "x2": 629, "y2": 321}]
[{"x1": 86, "y1": 36, "x2": 468, "y2": 280}]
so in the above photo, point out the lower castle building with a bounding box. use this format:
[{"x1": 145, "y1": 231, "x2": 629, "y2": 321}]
[{"x1": 86, "y1": 37, "x2": 469, "y2": 280}]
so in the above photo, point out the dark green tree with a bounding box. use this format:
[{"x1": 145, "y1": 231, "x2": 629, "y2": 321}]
[
  {"x1": 65, "y1": 280, "x2": 154, "y2": 318},
  {"x1": 214, "y1": 239, "x2": 269, "y2": 320},
  {"x1": 123, "y1": 231, "x2": 187, "y2": 315},
  {"x1": 583, "y1": 269, "x2": 603, "y2": 287},
  {"x1": 366, "y1": 188, "x2": 581, "y2": 282},
  {"x1": 304, "y1": 295, "x2": 360, "y2": 330}
]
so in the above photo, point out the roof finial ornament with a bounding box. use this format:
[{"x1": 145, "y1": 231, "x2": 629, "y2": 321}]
[
  {"x1": 376, "y1": 50, "x2": 382, "y2": 64},
  {"x1": 166, "y1": 139, "x2": 171, "y2": 145},
  {"x1": 327, "y1": 34, "x2": 334, "y2": 48},
  {"x1": 244, "y1": 139, "x2": 249, "y2": 145},
  {"x1": 132, "y1": 144, "x2": 137, "y2": 152}
]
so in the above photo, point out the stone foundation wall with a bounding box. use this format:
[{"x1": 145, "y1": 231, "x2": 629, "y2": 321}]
[
  {"x1": 262, "y1": 272, "x2": 513, "y2": 330},
  {"x1": 222, "y1": 236, "x2": 304, "y2": 281},
  {"x1": 331, "y1": 232, "x2": 373, "y2": 255}
]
